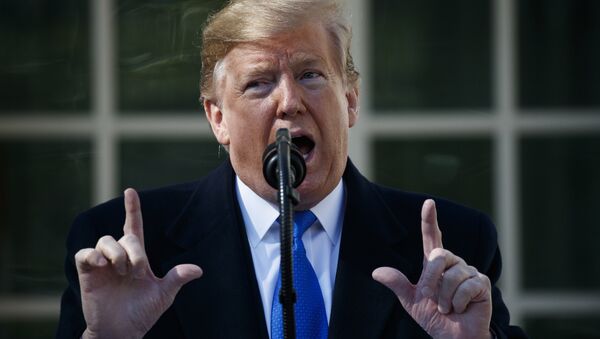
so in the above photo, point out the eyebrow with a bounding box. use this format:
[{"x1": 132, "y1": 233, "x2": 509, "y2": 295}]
[
  {"x1": 288, "y1": 53, "x2": 328, "y2": 69},
  {"x1": 241, "y1": 63, "x2": 278, "y2": 78},
  {"x1": 232, "y1": 52, "x2": 329, "y2": 81}
]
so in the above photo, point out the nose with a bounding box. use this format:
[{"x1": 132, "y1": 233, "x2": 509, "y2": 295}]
[{"x1": 275, "y1": 75, "x2": 305, "y2": 118}]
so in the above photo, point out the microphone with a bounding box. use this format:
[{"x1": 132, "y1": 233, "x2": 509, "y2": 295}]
[
  {"x1": 262, "y1": 129, "x2": 306, "y2": 189},
  {"x1": 262, "y1": 128, "x2": 306, "y2": 339}
]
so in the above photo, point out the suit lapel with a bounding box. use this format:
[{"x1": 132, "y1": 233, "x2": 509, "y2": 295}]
[
  {"x1": 329, "y1": 160, "x2": 420, "y2": 339},
  {"x1": 161, "y1": 161, "x2": 268, "y2": 339}
]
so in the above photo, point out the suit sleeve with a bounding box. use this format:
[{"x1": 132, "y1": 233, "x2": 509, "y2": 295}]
[
  {"x1": 55, "y1": 213, "x2": 98, "y2": 339},
  {"x1": 476, "y1": 213, "x2": 528, "y2": 339}
]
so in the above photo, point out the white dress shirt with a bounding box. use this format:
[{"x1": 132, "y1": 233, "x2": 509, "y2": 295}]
[{"x1": 236, "y1": 177, "x2": 345, "y2": 337}]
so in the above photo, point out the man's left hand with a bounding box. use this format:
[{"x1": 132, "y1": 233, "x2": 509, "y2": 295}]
[{"x1": 373, "y1": 199, "x2": 493, "y2": 339}]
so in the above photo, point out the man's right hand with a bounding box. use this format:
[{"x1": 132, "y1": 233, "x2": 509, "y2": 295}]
[{"x1": 74, "y1": 188, "x2": 203, "y2": 339}]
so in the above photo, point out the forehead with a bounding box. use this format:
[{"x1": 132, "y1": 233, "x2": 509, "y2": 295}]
[{"x1": 221, "y1": 23, "x2": 337, "y2": 74}]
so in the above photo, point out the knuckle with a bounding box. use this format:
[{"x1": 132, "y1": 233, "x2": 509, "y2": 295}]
[
  {"x1": 478, "y1": 273, "x2": 491, "y2": 287},
  {"x1": 427, "y1": 254, "x2": 446, "y2": 269},
  {"x1": 452, "y1": 295, "x2": 467, "y2": 312},
  {"x1": 454, "y1": 282, "x2": 473, "y2": 301},
  {"x1": 460, "y1": 276, "x2": 487, "y2": 298},
  {"x1": 429, "y1": 247, "x2": 446, "y2": 259},
  {"x1": 75, "y1": 248, "x2": 91, "y2": 262},
  {"x1": 444, "y1": 267, "x2": 464, "y2": 284},
  {"x1": 128, "y1": 250, "x2": 146, "y2": 265},
  {"x1": 439, "y1": 270, "x2": 461, "y2": 294},
  {"x1": 129, "y1": 256, "x2": 143, "y2": 268},
  {"x1": 466, "y1": 276, "x2": 480, "y2": 288},
  {"x1": 119, "y1": 233, "x2": 138, "y2": 245},
  {"x1": 97, "y1": 235, "x2": 115, "y2": 246}
]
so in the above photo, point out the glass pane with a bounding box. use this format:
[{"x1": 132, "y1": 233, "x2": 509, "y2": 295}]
[
  {"x1": 0, "y1": 319, "x2": 57, "y2": 339},
  {"x1": 371, "y1": 0, "x2": 492, "y2": 111},
  {"x1": 373, "y1": 138, "x2": 493, "y2": 217},
  {"x1": 0, "y1": 0, "x2": 89, "y2": 113},
  {"x1": 521, "y1": 135, "x2": 600, "y2": 290},
  {"x1": 0, "y1": 141, "x2": 91, "y2": 294},
  {"x1": 519, "y1": 0, "x2": 600, "y2": 108},
  {"x1": 524, "y1": 316, "x2": 600, "y2": 339},
  {"x1": 120, "y1": 139, "x2": 225, "y2": 190},
  {"x1": 118, "y1": 0, "x2": 225, "y2": 112}
]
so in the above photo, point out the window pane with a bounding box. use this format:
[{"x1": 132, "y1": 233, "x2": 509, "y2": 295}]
[
  {"x1": 0, "y1": 0, "x2": 89, "y2": 113},
  {"x1": 373, "y1": 138, "x2": 493, "y2": 217},
  {"x1": 524, "y1": 316, "x2": 600, "y2": 339},
  {"x1": 0, "y1": 141, "x2": 91, "y2": 294},
  {"x1": 521, "y1": 135, "x2": 600, "y2": 290},
  {"x1": 0, "y1": 320, "x2": 57, "y2": 339},
  {"x1": 519, "y1": 0, "x2": 600, "y2": 108},
  {"x1": 120, "y1": 139, "x2": 225, "y2": 190},
  {"x1": 118, "y1": 0, "x2": 224, "y2": 112},
  {"x1": 371, "y1": 0, "x2": 492, "y2": 111}
]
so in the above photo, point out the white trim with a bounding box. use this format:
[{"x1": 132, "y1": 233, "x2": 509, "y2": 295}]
[
  {"x1": 517, "y1": 114, "x2": 600, "y2": 134},
  {"x1": 0, "y1": 297, "x2": 60, "y2": 319},
  {"x1": 369, "y1": 114, "x2": 495, "y2": 136},
  {"x1": 517, "y1": 293, "x2": 600, "y2": 315},
  {"x1": 3, "y1": 292, "x2": 600, "y2": 319},
  {"x1": 1, "y1": 113, "x2": 598, "y2": 138},
  {"x1": 494, "y1": 0, "x2": 521, "y2": 324},
  {"x1": 91, "y1": 0, "x2": 116, "y2": 204},
  {"x1": 0, "y1": 116, "x2": 92, "y2": 137},
  {"x1": 347, "y1": 0, "x2": 372, "y2": 178},
  {"x1": 116, "y1": 115, "x2": 212, "y2": 137}
]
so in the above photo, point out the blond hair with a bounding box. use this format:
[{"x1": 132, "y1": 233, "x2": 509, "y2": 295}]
[{"x1": 200, "y1": 0, "x2": 359, "y2": 101}]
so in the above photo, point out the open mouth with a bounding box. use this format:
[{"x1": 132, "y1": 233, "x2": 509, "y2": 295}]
[{"x1": 292, "y1": 135, "x2": 315, "y2": 159}]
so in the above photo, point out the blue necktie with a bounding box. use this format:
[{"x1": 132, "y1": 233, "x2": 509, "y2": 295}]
[{"x1": 271, "y1": 210, "x2": 328, "y2": 339}]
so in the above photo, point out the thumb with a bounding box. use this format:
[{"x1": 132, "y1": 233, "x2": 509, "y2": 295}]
[
  {"x1": 372, "y1": 266, "x2": 415, "y2": 308},
  {"x1": 162, "y1": 264, "x2": 203, "y2": 296}
]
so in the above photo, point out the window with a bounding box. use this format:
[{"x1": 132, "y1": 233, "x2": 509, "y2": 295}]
[
  {"x1": 1, "y1": 0, "x2": 599, "y2": 336},
  {"x1": 368, "y1": 0, "x2": 600, "y2": 336},
  {"x1": 0, "y1": 0, "x2": 225, "y2": 327}
]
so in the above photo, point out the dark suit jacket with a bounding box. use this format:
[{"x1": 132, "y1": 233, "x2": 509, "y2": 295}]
[{"x1": 56, "y1": 159, "x2": 527, "y2": 338}]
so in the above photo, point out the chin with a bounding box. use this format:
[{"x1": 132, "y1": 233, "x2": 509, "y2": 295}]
[{"x1": 295, "y1": 178, "x2": 323, "y2": 207}]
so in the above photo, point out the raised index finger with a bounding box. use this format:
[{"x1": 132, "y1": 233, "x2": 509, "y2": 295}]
[
  {"x1": 123, "y1": 188, "x2": 144, "y2": 247},
  {"x1": 421, "y1": 199, "x2": 443, "y2": 257}
]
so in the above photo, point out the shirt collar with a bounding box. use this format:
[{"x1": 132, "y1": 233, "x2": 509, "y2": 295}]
[
  {"x1": 236, "y1": 177, "x2": 345, "y2": 248},
  {"x1": 311, "y1": 180, "x2": 344, "y2": 245}
]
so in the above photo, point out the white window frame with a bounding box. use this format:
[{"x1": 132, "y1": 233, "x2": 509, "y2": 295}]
[{"x1": 1, "y1": 0, "x2": 600, "y2": 328}]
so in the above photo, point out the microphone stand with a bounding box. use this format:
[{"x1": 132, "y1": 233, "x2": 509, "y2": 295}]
[
  {"x1": 276, "y1": 129, "x2": 299, "y2": 339},
  {"x1": 262, "y1": 128, "x2": 305, "y2": 339}
]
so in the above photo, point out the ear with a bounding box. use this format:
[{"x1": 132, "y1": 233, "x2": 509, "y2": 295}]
[
  {"x1": 204, "y1": 99, "x2": 230, "y2": 146},
  {"x1": 346, "y1": 84, "x2": 359, "y2": 128}
]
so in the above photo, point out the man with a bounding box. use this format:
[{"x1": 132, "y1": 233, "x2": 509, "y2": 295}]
[{"x1": 57, "y1": 0, "x2": 527, "y2": 338}]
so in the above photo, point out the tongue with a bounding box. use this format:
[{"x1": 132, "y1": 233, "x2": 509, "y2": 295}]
[{"x1": 298, "y1": 144, "x2": 312, "y2": 155}]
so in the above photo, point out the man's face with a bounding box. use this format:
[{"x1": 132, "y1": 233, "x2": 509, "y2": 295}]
[{"x1": 204, "y1": 22, "x2": 358, "y2": 209}]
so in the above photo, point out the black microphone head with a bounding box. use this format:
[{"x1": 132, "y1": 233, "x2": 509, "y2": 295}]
[
  {"x1": 262, "y1": 142, "x2": 279, "y2": 189},
  {"x1": 288, "y1": 143, "x2": 306, "y2": 187},
  {"x1": 262, "y1": 131, "x2": 306, "y2": 189}
]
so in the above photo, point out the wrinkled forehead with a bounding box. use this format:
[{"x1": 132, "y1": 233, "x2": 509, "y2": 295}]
[
  {"x1": 224, "y1": 45, "x2": 329, "y2": 72},
  {"x1": 213, "y1": 23, "x2": 341, "y2": 84}
]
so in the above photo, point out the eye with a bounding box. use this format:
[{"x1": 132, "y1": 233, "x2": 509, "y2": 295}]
[
  {"x1": 245, "y1": 80, "x2": 264, "y2": 89},
  {"x1": 298, "y1": 71, "x2": 326, "y2": 89},
  {"x1": 244, "y1": 79, "x2": 272, "y2": 94},
  {"x1": 300, "y1": 71, "x2": 322, "y2": 80}
]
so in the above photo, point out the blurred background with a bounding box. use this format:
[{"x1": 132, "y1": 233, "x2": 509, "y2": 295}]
[{"x1": 0, "y1": 0, "x2": 599, "y2": 337}]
